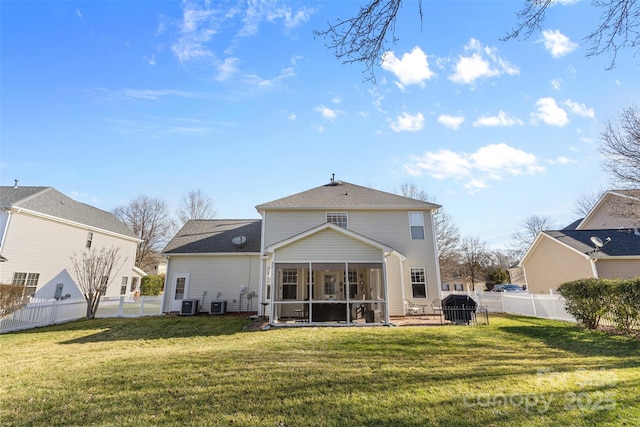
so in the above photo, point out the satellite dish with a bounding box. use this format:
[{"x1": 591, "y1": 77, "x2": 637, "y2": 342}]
[
  {"x1": 232, "y1": 235, "x2": 247, "y2": 247},
  {"x1": 590, "y1": 236, "x2": 604, "y2": 248}
]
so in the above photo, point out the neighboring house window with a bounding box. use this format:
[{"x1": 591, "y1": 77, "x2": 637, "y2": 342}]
[
  {"x1": 282, "y1": 268, "x2": 297, "y2": 300},
  {"x1": 327, "y1": 212, "x2": 348, "y2": 228},
  {"x1": 100, "y1": 276, "x2": 109, "y2": 292},
  {"x1": 130, "y1": 277, "x2": 139, "y2": 292},
  {"x1": 409, "y1": 212, "x2": 425, "y2": 240},
  {"x1": 454, "y1": 284, "x2": 464, "y2": 291},
  {"x1": 86, "y1": 232, "x2": 93, "y2": 249},
  {"x1": 12, "y1": 272, "x2": 38, "y2": 297},
  {"x1": 120, "y1": 277, "x2": 128, "y2": 295},
  {"x1": 441, "y1": 284, "x2": 450, "y2": 291},
  {"x1": 410, "y1": 268, "x2": 427, "y2": 298}
]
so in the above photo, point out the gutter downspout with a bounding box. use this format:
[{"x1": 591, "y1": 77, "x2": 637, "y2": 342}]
[{"x1": 589, "y1": 257, "x2": 599, "y2": 279}]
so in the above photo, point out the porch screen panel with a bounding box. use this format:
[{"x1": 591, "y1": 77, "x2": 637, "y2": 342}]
[
  {"x1": 275, "y1": 263, "x2": 308, "y2": 301},
  {"x1": 311, "y1": 263, "x2": 346, "y2": 270}
]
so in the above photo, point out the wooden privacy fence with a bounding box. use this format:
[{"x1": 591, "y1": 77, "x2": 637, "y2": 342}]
[{"x1": 0, "y1": 295, "x2": 163, "y2": 334}]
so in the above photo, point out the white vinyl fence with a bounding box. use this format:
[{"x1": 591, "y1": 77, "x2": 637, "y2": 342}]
[
  {"x1": 441, "y1": 291, "x2": 576, "y2": 322},
  {"x1": 0, "y1": 295, "x2": 163, "y2": 334}
]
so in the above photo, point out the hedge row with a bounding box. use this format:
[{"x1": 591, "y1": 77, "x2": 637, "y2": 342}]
[{"x1": 557, "y1": 277, "x2": 640, "y2": 331}]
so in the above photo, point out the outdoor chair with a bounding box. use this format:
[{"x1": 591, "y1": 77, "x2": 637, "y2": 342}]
[
  {"x1": 431, "y1": 298, "x2": 443, "y2": 316},
  {"x1": 404, "y1": 300, "x2": 421, "y2": 316}
]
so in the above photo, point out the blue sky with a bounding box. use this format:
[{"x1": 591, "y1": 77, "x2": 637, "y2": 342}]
[{"x1": 1, "y1": 0, "x2": 638, "y2": 249}]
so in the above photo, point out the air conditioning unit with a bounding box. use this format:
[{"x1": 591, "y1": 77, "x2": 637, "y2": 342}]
[
  {"x1": 210, "y1": 300, "x2": 227, "y2": 315},
  {"x1": 181, "y1": 299, "x2": 199, "y2": 315}
]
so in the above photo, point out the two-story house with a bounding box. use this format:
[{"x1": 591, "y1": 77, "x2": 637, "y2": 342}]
[
  {"x1": 162, "y1": 179, "x2": 441, "y2": 326},
  {"x1": 521, "y1": 189, "x2": 640, "y2": 293},
  {"x1": 0, "y1": 185, "x2": 143, "y2": 300}
]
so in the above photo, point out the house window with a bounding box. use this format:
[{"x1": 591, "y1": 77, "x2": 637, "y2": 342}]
[
  {"x1": 282, "y1": 268, "x2": 297, "y2": 300},
  {"x1": 120, "y1": 277, "x2": 128, "y2": 295},
  {"x1": 441, "y1": 284, "x2": 450, "y2": 291},
  {"x1": 86, "y1": 232, "x2": 93, "y2": 249},
  {"x1": 327, "y1": 212, "x2": 348, "y2": 228},
  {"x1": 175, "y1": 277, "x2": 186, "y2": 300},
  {"x1": 409, "y1": 212, "x2": 425, "y2": 240},
  {"x1": 100, "y1": 276, "x2": 109, "y2": 292},
  {"x1": 454, "y1": 283, "x2": 464, "y2": 291},
  {"x1": 345, "y1": 269, "x2": 358, "y2": 298},
  {"x1": 12, "y1": 272, "x2": 38, "y2": 297},
  {"x1": 130, "y1": 277, "x2": 139, "y2": 292},
  {"x1": 410, "y1": 268, "x2": 427, "y2": 298}
]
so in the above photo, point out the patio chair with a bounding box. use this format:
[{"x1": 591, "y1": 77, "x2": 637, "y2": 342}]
[
  {"x1": 431, "y1": 298, "x2": 443, "y2": 316},
  {"x1": 404, "y1": 300, "x2": 421, "y2": 316}
]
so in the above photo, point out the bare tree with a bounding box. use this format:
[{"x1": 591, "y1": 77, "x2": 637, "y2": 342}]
[
  {"x1": 113, "y1": 196, "x2": 174, "y2": 271},
  {"x1": 573, "y1": 188, "x2": 607, "y2": 218},
  {"x1": 511, "y1": 215, "x2": 556, "y2": 258},
  {"x1": 71, "y1": 247, "x2": 126, "y2": 319},
  {"x1": 399, "y1": 183, "x2": 461, "y2": 280},
  {"x1": 459, "y1": 237, "x2": 489, "y2": 291},
  {"x1": 504, "y1": 0, "x2": 639, "y2": 69},
  {"x1": 600, "y1": 105, "x2": 640, "y2": 187},
  {"x1": 177, "y1": 189, "x2": 217, "y2": 226},
  {"x1": 317, "y1": 0, "x2": 638, "y2": 80},
  {"x1": 0, "y1": 284, "x2": 26, "y2": 317},
  {"x1": 315, "y1": 0, "x2": 420, "y2": 82}
]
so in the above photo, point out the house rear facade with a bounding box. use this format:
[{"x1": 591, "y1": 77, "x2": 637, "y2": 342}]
[
  {"x1": 162, "y1": 179, "x2": 442, "y2": 326},
  {"x1": 0, "y1": 185, "x2": 142, "y2": 299}
]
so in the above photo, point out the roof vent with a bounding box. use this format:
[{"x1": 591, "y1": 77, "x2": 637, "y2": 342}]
[
  {"x1": 326, "y1": 173, "x2": 340, "y2": 186},
  {"x1": 13, "y1": 179, "x2": 18, "y2": 189}
]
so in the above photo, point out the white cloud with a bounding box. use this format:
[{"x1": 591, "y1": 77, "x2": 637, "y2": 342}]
[
  {"x1": 531, "y1": 97, "x2": 569, "y2": 127},
  {"x1": 76, "y1": 9, "x2": 83, "y2": 19},
  {"x1": 242, "y1": 66, "x2": 295, "y2": 88},
  {"x1": 449, "y1": 39, "x2": 519, "y2": 85},
  {"x1": 240, "y1": 1, "x2": 314, "y2": 36},
  {"x1": 216, "y1": 57, "x2": 239, "y2": 81},
  {"x1": 541, "y1": 29, "x2": 578, "y2": 58},
  {"x1": 172, "y1": 4, "x2": 219, "y2": 63},
  {"x1": 563, "y1": 99, "x2": 595, "y2": 119},
  {"x1": 316, "y1": 105, "x2": 337, "y2": 121},
  {"x1": 381, "y1": 46, "x2": 435, "y2": 88},
  {"x1": 473, "y1": 111, "x2": 523, "y2": 127},
  {"x1": 389, "y1": 112, "x2": 425, "y2": 132},
  {"x1": 551, "y1": 79, "x2": 562, "y2": 91},
  {"x1": 553, "y1": 156, "x2": 577, "y2": 164},
  {"x1": 438, "y1": 114, "x2": 465, "y2": 130},
  {"x1": 404, "y1": 143, "x2": 545, "y2": 191},
  {"x1": 287, "y1": 113, "x2": 296, "y2": 121}
]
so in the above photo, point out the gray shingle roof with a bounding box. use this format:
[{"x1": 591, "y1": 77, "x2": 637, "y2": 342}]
[
  {"x1": 256, "y1": 181, "x2": 440, "y2": 210},
  {"x1": 0, "y1": 186, "x2": 137, "y2": 239},
  {"x1": 544, "y1": 229, "x2": 640, "y2": 258},
  {"x1": 163, "y1": 219, "x2": 262, "y2": 254}
]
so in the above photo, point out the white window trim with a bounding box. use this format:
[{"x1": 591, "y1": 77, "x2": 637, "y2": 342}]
[{"x1": 408, "y1": 212, "x2": 425, "y2": 240}]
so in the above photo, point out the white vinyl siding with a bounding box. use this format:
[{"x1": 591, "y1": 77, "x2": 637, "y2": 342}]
[
  {"x1": 0, "y1": 211, "x2": 139, "y2": 300},
  {"x1": 163, "y1": 254, "x2": 260, "y2": 313}
]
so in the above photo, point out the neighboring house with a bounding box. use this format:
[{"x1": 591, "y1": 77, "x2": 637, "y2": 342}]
[
  {"x1": 162, "y1": 219, "x2": 262, "y2": 313},
  {"x1": 0, "y1": 185, "x2": 143, "y2": 300},
  {"x1": 522, "y1": 189, "x2": 640, "y2": 293},
  {"x1": 162, "y1": 179, "x2": 442, "y2": 326}
]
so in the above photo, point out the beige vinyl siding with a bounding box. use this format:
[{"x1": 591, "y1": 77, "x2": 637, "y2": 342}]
[
  {"x1": 523, "y1": 235, "x2": 594, "y2": 294},
  {"x1": 163, "y1": 254, "x2": 260, "y2": 313},
  {"x1": 0, "y1": 211, "x2": 138, "y2": 299},
  {"x1": 385, "y1": 255, "x2": 405, "y2": 316},
  {"x1": 275, "y1": 229, "x2": 382, "y2": 262},
  {"x1": 579, "y1": 195, "x2": 636, "y2": 229},
  {"x1": 262, "y1": 208, "x2": 440, "y2": 314},
  {"x1": 596, "y1": 259, "x2": 640, "y2": 279}
]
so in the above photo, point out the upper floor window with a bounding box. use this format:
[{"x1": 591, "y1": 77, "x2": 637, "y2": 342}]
[
  {"x1": 86, "y1": 232, "x2": 94, "y2": 249},
  {"x1": 327, "y1": 212, "x2": 348, "y2": 228},
  {"x1": 408, "y1": 212, "x2": 425, "y2": 240}
]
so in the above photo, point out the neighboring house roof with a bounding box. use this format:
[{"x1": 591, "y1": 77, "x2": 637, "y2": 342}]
[
  {"x1": 532, "y1": 229, "x2": 640, "y2": 260},
  {"x1": 162, "y1": 219, "x2": 262, "y2": 254},
  {"x1": 0, "y1": 186, "x2": 137, "y2": 239},
  {"x1": 562, "y1": 218, "x2": 583, "y2": 231},
  {"x1": 577, "y1": 189, "x2": 640, "y2": 230},
  {"x1": 255, "y1": 180, "x2": 441, "y2": 211}
]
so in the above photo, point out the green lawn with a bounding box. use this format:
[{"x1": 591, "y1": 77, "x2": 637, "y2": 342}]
[{"x1": 1, "y1": 315, "x2": 639, "y2": 427}]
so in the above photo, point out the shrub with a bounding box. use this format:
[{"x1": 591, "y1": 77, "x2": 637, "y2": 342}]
[
  {"x1": 557, "y1": 278, "x2": 612, "y2": 329},
  {"x1": 0, "y1": 284, "x2": 27, "y2": 317},
  {"x1": 609, "y1": 278, "x2": 640, "y2": 332},
  {"x1": 140, "y1": 275, "x2": 163, "y2": 296}
]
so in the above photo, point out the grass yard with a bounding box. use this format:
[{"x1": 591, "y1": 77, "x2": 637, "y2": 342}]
[{"x1": 1, "y1": 315, "x2": 639, "y2": 427}]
